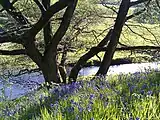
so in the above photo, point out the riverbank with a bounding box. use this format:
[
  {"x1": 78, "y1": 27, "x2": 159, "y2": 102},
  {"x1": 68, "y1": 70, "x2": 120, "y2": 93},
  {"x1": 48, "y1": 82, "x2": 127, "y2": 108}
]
[
  {"x1": 0, "y1": 61, "x2": 160, "y2": 101},
  {"x1": 67, "y1": 55, "x2": 158, "y2": 67}
]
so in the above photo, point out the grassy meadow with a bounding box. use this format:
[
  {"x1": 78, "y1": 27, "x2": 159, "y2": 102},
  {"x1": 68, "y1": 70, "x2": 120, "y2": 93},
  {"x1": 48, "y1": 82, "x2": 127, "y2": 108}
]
[
  {"x1": 67, "y1": 18, "x2": 160, "y2": 64},
  {"x1": 0, "y1": 71, "x2": 159, "y2": 120}
]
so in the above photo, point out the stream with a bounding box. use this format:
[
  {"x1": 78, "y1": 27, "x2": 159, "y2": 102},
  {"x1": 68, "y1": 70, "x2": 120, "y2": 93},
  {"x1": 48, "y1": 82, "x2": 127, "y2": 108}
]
[{"x1": 0, "y1": 62, "x2": 160, "y2": 101}]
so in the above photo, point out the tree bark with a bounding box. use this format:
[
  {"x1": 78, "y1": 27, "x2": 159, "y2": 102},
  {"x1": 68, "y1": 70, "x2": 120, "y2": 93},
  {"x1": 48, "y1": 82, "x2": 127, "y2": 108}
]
[
  {"x1": 42, "y1": 0, "x2": 53, "y2": 47},
  {"x1": 96, "y1": 0, "x2": 130, "y2": 76},
  {"x1": 59, "y1": 43, "x2": 68, "y2": 83},
  {"x1": 41, "y1": 52, "x2": 61, "y2": 85},
  {"x1": 69, "y1": 29, "x2": 113, "y2": 82}
]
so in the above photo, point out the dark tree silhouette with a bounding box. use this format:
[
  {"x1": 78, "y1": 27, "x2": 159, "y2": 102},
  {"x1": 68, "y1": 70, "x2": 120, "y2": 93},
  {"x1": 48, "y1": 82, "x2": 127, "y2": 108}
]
[{"x1": 0, "y1": 0, "x2": 157, "y2": 87}]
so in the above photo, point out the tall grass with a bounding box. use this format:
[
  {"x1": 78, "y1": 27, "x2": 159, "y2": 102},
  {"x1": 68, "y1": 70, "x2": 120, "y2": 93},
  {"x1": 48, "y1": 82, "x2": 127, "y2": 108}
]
[{"x1": 0, "y1": 71, "x2": 159, "y2": 120}]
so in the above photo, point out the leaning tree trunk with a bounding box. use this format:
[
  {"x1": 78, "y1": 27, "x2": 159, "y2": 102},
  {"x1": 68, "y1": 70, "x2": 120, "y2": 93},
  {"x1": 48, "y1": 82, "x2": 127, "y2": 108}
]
[
  {"x1": 69, "y1": 29, "x2": 113, "y2": 82},
  {"x1": 96, "y1": 0, "x2": 130, "y2": 76}
]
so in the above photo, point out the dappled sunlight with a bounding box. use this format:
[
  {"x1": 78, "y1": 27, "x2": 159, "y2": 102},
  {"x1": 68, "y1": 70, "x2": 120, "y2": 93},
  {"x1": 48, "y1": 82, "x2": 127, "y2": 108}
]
[
  {"x1": 0, "y1": 70, "x2": 159, "y2": 119},
  {"x1": 0, "y1": 0, "x2": 160, "y2": 119},
  {"x1": 79, "y1": 62, "x2": 160, "y2": 76}
]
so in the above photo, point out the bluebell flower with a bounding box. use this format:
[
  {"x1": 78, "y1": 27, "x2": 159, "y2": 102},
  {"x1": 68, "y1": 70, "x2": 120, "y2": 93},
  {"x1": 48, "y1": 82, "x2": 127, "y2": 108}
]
[
  {"x1": 89, "y1": 94, "x2": 95, "y2": 100},
  {"x1": 140, "y1": 90, "x2": 145, "y2": 95},
  {"x1": 87, "y1": 104, "x2": 92, "y2": 112},
  {"x1": 147, "y1": 91, "x2": 153, "y2": 96},
  {"x1": 136, "y1": 117, "x2": 140, "y2": 120},
  {"x1": 129, "y1": 85, "x2": 135, "y2": 93},
  {"x1": 141, "y1": 84, "x2": 147, "y2": 89},
  {"x1": 90, "y1": 118, "x2": 94, "y2": 120},
  {"x1": 67, "y1": 106, "x2": 74, "y2": 113},
  {"x1": 70, "y1": 99, "x2": 77, "y2": 105},
  {"x1": 127, "y1": 83, "x2": 131, "y2": 87},
  {"x1": 89, "y1": 100, "x2": 94, "y2": 105},
  {"x1": 100, "y1": 93, "x2": 103, "y2": 99},
  {"x1": 50, "y1": 103, "x2": 54, "y2": 108},
  {"x1": 129, "y1": 117, "x2": 133, "y2": 120},
  {"x1": 51, "y1": 101, "x2": 59, "y2": 109},
  {"x1": 78, "y1": 105, "x2": 83, "y2": 112}
]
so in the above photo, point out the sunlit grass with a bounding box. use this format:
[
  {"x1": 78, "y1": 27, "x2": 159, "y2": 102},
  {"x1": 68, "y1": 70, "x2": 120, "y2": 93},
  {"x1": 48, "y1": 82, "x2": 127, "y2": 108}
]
[
  {"x1": 0, "y1": 3, "x2": 160, "y2": 119},
  {"x1": 0, "y1": 71, "x2": 159, "y2": 120},
  {"x1": 67, "y1": 19, "x2": 160, "y2": 63}
]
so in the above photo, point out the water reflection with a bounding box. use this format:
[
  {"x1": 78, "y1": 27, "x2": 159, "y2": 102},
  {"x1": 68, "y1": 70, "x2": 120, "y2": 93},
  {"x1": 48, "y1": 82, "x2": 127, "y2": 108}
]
[
  {"x1": 0, "y1": 62, "x2": 159, "y2": 100},
  {"x1": 79, "y1": 62, "x2": 159, "y2": 76}
]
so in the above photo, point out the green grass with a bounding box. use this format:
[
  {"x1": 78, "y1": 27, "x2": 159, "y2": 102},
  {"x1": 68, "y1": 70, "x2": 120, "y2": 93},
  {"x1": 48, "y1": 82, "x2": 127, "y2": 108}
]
[
  {"x1": 0, "y1": 71, "x2": 159, "y2": 120},
  {"x1": 67, "y1": 19, "x2": 160, "y2": 64},
  {"x1": 1, "y1": 3, "x2": 160, "y2": 66},
  {"x1": 0, "y1": 3, "x2": 160, "y2": 119}
]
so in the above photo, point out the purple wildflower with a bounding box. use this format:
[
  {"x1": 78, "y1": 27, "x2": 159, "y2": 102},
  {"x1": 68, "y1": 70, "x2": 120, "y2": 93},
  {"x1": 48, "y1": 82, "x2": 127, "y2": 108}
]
[
  {"x1": 78, "y1": 105, "x2": 83, "y2": 112},
  {"x1": 90, "y1": 118, "x2": 94, "y2": 120},
  {"x1": 50, "y1": 103, "x2": 54, "y2": 108},
  {"x1": 141, "y1": 84, "x2": 147, "y2": 89},
  {"x1": 100, "y1": 93, "x2": 103, "y2": 99},
  {"x1": 129, "y1": 85, "x2": 135, "y2": 93},
  {"x1": 70, "y1": 99, "x2": 77, "y2": 105},
  {"x1": 147, "y1": 91, "x2": 153, "y2": 96},
  {"x1": 68, "y1": 106, "x2": 74, "y2": 113},
  {"x1": 136, "y1": 117, "x2": 140, "y2": 120},
  {"x1": 140, "y1": 90, "x2": 145, "y2": 95},
  {"x1": 89, "y1": 94, "x2": 95, "y2": 100},
  {"x1": 129, "y1": 117, "x2": 133, "y2": 120},
  {"x1": 87, "y1": 104, "x2": 92, "y2": 112}
]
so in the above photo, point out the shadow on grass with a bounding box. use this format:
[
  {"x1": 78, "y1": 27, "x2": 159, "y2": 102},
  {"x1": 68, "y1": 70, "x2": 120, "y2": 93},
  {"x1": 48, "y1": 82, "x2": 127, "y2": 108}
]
[{"x1": 11, "y1": 71, "x2": 160, "y2": 119}]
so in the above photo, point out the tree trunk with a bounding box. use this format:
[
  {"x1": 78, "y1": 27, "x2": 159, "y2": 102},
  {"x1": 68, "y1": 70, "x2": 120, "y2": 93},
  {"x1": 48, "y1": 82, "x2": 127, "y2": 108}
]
[
  {"x1": 96, "y1": 0, "x2": 130, "y2": 76},
  {"x1": 41, "y1": 53, "x2": 61, "y2": 85},
  {"x1": 42, "y1": 0, "x2": 53, "y2": 47},
  {"x1": 59, "y1": 43, "x2": 67, "y2": 83},
  {"x1": 69, "y1": 29, "x2": 113, "y2": 82},
  {"x1": 59, "y1": 65, "x2": 67, "y2": 83}
]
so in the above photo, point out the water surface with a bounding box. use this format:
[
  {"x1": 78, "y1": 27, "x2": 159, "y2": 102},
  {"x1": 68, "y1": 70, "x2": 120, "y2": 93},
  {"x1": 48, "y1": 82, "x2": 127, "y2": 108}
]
[{"x1": 0, "y1": 62, "x2": 159, "y2": 100}]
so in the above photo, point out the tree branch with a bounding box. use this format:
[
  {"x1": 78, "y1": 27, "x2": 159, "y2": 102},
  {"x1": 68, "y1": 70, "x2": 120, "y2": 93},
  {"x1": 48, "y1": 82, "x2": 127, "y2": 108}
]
[
  {"x1": 29, "y1": 0, "x2": 71, "y2": 37},
  {"x1": 129, "y1": 0, "x2": 150, "y2": 7},
  {"x1": 42, "y1": 0, "x2": 53, "y2": 47},
  {"x1": 93, "y1": 46, "x2": 160, "y2": 51},
  {"x1": 155, "y1": 0, "x2": 160, "y2": 9},
  {"x1": 0, "y1": 49, "x2": 26, "y2": 55},
  {"x1": 33, "y1": 0, "x2": 46, "y2": 13},
  {"x1": 69, "y1": 29, "x2": 113, "y2": 82},
  {"x1": 0, "y1": 34, "x2": 22, "y2": 44},
  {"x1": 44, "y1": 0, "x2": 78, "y2": 55},
  {"x1": 126, "y1": 8, "x2": 146, "y2": 21},
  {"x1": 116, "y1": 46, "x2": 160, "y2": 50}
]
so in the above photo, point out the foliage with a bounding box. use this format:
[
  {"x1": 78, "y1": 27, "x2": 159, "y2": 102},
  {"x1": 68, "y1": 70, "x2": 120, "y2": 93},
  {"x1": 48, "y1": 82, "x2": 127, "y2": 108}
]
[
  {"x1": 133, "y1": 1, "x2": 160, "y2": 24},
  {"x1": 0, "y1": 71, "x2": 159, "y2": 119},
  {"x1": 1, "y1": 0, "x2": 160, "y2": 68},
  {"x1": 0, "y1": 0, "x2": 107, "y2": 66}
]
